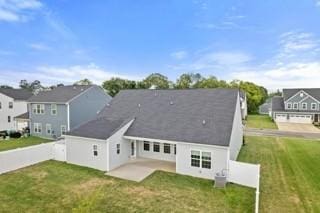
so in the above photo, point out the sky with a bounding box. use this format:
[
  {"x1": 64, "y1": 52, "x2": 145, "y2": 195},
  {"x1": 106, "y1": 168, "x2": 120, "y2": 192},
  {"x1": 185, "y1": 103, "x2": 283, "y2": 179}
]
[{"x1": 0, "y1": 0, "x2": 320, "y2": 91}]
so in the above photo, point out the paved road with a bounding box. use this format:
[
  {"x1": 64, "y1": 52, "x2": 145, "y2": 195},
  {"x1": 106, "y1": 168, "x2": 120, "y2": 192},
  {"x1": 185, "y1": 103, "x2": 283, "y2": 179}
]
[{"x1": 245, "y1": 128, "x2": 320, "y2": 140}]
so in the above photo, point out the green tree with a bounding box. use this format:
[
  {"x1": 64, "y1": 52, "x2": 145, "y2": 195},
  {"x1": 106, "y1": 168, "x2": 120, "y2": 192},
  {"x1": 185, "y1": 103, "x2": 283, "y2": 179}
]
[
  {"x1": 74, "y1": 78, "x2": 93, "y2": 86},
  {"x1": 102, "y1": 77, "x2": 136, "y2": 97},
  {"x1": 19, "y1": 80, "x2": 43, "y2": 93},
  {"x1": 140, "y1": 73, "x2": 170, "y2": 89}
]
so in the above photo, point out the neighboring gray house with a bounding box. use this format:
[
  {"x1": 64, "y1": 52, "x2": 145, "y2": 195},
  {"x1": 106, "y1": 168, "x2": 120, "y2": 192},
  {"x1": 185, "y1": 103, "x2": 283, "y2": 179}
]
[
  {"x1": 28, "y1": 85, "x2": 111, "y2": 138},
  {"x1": 65, "y1": 89, "x2": 244, "y2": 180},
  {"x1": 0, "y1": 89, "x2": 33, "y2": 131},
  {"x1": 259, "y1": 98, "x2": 271, "y2": 115},
  {"x1": 270, "y1": 88, "x2": 320, "y2": 124}
]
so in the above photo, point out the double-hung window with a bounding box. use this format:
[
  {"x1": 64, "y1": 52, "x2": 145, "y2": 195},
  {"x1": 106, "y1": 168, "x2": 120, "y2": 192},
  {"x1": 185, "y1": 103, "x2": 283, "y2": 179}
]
[
  {"x1": 8, "y1": 102, "x2": 13, "y2": 109},
  {"x1": 302, "y1": 103, "x2": 307, "y2": 110},
  {"x1": 191, "y1": 150, "x2": 212, "y2": 169},
  {"x1": 93, "y1": 145, "x2": 98, "y2": 156},
  {"x1": 287, "y1": 103, "x2": 292, "y2": 109},
  {"x1": 8, "y1": 116, "x2": 11, "y2": 123},
  {"x1": 51, "y1": 104, "x2": 57, "y2": 115},
  {"x1": 293, "y1": 103, "x2": 298, "y2": 110},
  {"x1": 143, "y1": 141, "x2": 150, "y2": 151},
  {"x1": 60, "y1": 125, "x2": 66, "y2": 135},
  {"x1": 164, "y1": 143, "x2": 171, "y2": 154},
  {"x1": 311, "y1": 103, "x2": 317, "y2": 110},
  {"x1": 33, "y1": 104, "x2": 45, "y2": 114},
  {"x1": 34, "y1": 123, "x2": 42, "y2": 133},
  {"x1": 201, "y1": 152, "x2": 212, "y2": 169},
  {"x1": 191, "y1": 150, "x2": 200, "y2": 167},
  {"x1": 153, "y1": 142, "x2": 160, "y2": 152},
  {"x1": 46, "y1": 124, "x2": 52, "y2": 135},
  {"x1": 116, "y1": 144, "x2": 120, "y2": 154}
]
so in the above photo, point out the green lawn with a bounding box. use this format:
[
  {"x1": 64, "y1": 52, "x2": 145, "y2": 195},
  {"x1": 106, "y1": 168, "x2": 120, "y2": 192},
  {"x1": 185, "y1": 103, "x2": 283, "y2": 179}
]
[
  {"x1": 246, "y1": 114, "x2": 278, "y2": 129},
  {"x1": 0, "y1": 161, "x2": 255, "y2": 212},
  {"x1": 239, "y1": 136, "x2": 320, "y2": 212},
  {"x1": 0, "y1": 136, "x2": 52, "y2": 152}
]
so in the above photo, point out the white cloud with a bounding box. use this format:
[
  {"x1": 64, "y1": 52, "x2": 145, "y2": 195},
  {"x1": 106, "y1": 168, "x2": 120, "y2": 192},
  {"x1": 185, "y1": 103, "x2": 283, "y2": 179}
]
[
  {"x1": 279, "y1": 31, "x2": 318, "y2": 53},
  {"x1": 0, "y1": 64, "x2": 142, "y2": 87},
  {"x1": 170, "y1": 51, "x2": 188, "y2": 60},
  {"x1": 0, "y1": 0, "x2": 42, "y2": 22},
  {"x1": 231, "y1": 62, "x2": 320, "y2": 90},
  {"x1": 316, "y1": 0, "x2": 320, "y2": 7},
  {"x1": 28, "y1": 43, "x2": 50, "y2": 51}
]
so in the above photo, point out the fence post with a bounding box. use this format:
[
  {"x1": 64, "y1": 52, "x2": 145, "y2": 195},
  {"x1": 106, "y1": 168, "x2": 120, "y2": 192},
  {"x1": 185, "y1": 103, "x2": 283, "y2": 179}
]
[{"x1": 255, "y1": 164, "x2": 260, "y2": 213}]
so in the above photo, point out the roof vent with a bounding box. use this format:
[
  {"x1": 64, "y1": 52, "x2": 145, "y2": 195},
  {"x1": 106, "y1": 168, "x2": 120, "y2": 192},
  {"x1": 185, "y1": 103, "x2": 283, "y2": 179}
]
[
  {"x1": 73, "y1": 86, "x2": 77, "y2": 90},
  {"x1": 80, "y1": 88, "x2": 84, "y2": 91},
  {"x1": 138, "y1": 103, "x2": 141, "y2": 108},
  {"x1": 300, "y1": 92, "x2": 304, "y2": 97},
  {"x1": 202, "y1": 120, "x2": 206, "y2": 125},
  {"x1": 170, "y1": 101, "x2": 174, "y2": 105}
]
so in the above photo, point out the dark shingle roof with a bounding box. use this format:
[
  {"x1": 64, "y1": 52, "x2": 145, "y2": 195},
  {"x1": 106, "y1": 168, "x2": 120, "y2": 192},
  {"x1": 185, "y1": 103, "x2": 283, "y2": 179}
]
[
  {"x1": 68, "y1": 89, "x2": 239, "y2": 146},
  {"x1": 283, "y1": 88, "x2": 320, "y2": 101},
  {"x1": 14, "y1": 112, "x2": 29, "y2": 120},
  {"x1": 0, "y1": 89, "x2": 33, "y2": 100},
  {"x1": 271, "y1": 96, "x2": 284, "y2": 111},
  {"x1": 67, "y1": 117, "x2": 128, "y2": 140},
  {"x1": 28, "y1": 85, "x2": 93, "y2": 103}
]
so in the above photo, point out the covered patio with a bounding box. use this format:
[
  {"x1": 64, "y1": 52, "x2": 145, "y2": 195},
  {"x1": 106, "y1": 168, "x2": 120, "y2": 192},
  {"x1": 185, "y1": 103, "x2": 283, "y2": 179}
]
[{"x1": 106, "y1": 158, "x2": 176, "y2": 182}]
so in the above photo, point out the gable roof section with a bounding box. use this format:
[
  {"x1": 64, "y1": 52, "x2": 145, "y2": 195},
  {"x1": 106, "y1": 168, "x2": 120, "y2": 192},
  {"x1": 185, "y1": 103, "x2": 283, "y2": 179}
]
[
  {"x1": 0, "y1": 89, "x2": 33, "y2": 100},
  {"x1": 67, "y1": 117, "x2": 129, "y2": 140},
  {"x1": 283, "y1": 88, "x2": 320, "y2": 102},
  {"x1": 28, "y1": 85, "x2": 93, "y2": 103},
  {"x1": 271, "y1": 96, "x2": 284, "y2": 111},
  {"x1": 69, "y1": 89, "x2": 239, "y2": 146}
]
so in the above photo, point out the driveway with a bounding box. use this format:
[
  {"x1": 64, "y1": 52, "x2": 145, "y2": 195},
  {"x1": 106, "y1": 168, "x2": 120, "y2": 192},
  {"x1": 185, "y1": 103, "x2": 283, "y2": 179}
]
[
  {"x1": 106, "y1": 158, "x2": 175, "y2": 182},
  {"x1": 277, "y1": 123, "x2": 320, "y2": 133}
]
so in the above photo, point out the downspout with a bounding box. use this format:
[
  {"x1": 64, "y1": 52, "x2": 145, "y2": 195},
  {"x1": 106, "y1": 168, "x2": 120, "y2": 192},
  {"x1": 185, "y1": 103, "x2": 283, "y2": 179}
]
[{"x1": 66, "y1": 103, "x2": 70, "y2": 131}]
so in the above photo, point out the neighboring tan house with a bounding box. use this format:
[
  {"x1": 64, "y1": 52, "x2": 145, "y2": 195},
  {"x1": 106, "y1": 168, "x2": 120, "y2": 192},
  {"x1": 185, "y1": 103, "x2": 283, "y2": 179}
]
[
  {"x1": 271, "y1": 88, "x2": 320, "y2": 124},
  {"x1": 0, "y1": 89, "x2": 33, "y2": 131},
  {"x1": 28, "y1": 85, "x2": 112, "y2": 139},
  {"x1": 65, "y1": 89, "x2": 243, "y2": 180},
  {"x1": 259, "y1": 98, "x2": 271, "y2": 115}
]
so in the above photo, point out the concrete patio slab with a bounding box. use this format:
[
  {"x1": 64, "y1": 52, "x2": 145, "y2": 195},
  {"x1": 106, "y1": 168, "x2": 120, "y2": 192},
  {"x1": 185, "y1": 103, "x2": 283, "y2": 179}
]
[{"x1": 106, "y1": 158, "x2": 175, "y2": 182}]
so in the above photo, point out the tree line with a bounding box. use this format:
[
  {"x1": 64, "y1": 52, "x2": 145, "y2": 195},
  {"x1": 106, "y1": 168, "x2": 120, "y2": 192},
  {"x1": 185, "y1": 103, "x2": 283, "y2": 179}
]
[{"x1": 0, "y1": 73, "x2": 268, "y2": 113}]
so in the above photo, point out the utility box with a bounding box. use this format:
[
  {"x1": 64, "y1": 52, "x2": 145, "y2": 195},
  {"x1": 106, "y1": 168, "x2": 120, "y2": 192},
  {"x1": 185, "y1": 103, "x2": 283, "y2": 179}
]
[{"x1": 214, "y1": 172, "x2": 227, "y2": 188}]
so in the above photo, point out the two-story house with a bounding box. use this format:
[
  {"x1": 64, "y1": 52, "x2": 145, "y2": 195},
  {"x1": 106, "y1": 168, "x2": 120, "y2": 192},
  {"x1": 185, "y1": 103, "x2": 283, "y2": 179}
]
[
  {"x1": 0, "y1": 89, "x2": 33, "y2": 131},
  {"x1": 28, "y1": 85, "x2": 112, "y2": 138},
  {"x1": 270, "y1": 88, "x2": 320, "y2": 124}
]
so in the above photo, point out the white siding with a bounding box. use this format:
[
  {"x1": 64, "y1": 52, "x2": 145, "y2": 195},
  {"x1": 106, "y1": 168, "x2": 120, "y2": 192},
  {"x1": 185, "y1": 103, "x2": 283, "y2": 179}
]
[
  {"x1": 65, "y1": 136, "x2": 108, "y2": 171},
  {"x1": 176, "y1": 143, "x2": 228, "y2": 179},
  {"x1": 137, "y1": 141, "x2": 176, "y2": 162},
  {"x1": 107, "y1": 120, "x2": 134, "y2": 171},
  {"x1": 0, "y1": 93, "x2": 28, "y2": 131},
  {"x1": 229, "y1": 93, "x2": 244, "y2": 160}
]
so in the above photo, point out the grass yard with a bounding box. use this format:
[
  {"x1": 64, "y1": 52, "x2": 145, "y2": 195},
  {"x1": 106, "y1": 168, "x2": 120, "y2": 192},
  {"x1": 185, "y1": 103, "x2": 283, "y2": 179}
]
[
  {"x1": 239, "y1": 136, "x2": 320, "y2": 212},
  {"x1": 0, "y1": 136, "x2": 52, "y2": 152},
  {"x1": 246, "y1": 114, "x2": 278, "y2": 129},
  {"x1": 0, "y1": 161, "x2": 255, "y2": 213}
]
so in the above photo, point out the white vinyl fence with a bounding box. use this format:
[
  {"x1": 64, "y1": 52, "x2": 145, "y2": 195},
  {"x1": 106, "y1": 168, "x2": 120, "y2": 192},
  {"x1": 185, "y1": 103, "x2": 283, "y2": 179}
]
[
  {"x1": 0, "y1": 141, "x2": 66, "y2": 175},
  {"x1": 228, "y1": 160, "x2": 260, "y2": 213}
]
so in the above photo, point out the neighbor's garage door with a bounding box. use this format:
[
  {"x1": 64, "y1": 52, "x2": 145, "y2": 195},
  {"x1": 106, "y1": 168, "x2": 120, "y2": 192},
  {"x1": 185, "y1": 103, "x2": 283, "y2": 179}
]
[
  {"x1": 288, "y1": 115, "x2": 312, "y2": 124},
  {"x1": 275, "y1": 114, "x2": 287, "y2": 122}
]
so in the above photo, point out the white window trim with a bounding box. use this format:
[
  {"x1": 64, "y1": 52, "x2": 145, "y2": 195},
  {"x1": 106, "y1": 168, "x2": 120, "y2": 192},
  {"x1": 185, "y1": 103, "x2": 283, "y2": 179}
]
[
  {"x1": 163, "y1": 143, "x2": 171, "y2": 154},
  {"x1": 33, "y1": 104, "x2": 45, "y2": 114},
  {"x1": 286, "y1": 103, "x2": 292, "y2": 109},
  {"x1": 191, "y1": 150, "x2": 201, "y2": 168},
  {"x1": 51, "y1": 104, "x2": 57, "y2": 115},
  {"x1": 311, "y1": 103, "x2": 317, "y2": 110},
  {"x1": 46, "y1": 124, "x2": 52, "y2": 135},
  {"x1": 8, "y1": 102, "x2": 13, "y2": 109},
  {"x1": 190, "y1": 150, "x2": 212, "y2": 169},
  {"x1": 116, "y1": 143, "x2": 120, "y2": 154},
  {"x1": 301, "y1": 102, "x2": 307, "y2": 110},
  {"x1": 34, "y1": 123, "x2": 42, "y2": 133},
  {"x1": 293, "y1": 102, "x2": 298, "y2": 110},
  {"x1": 93, "y1": 144, "x2": 98, "y2": 156},
  {"x1": 143, "y1": 141, "x2": 150, "y2": 151},
  {"x1": 60, "y1": 125, "x2": 67, "y2": 135},
  {"x1": 153, "y1": 142, "x2": 160, "y2": 152}
]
